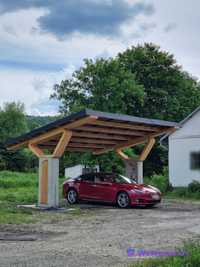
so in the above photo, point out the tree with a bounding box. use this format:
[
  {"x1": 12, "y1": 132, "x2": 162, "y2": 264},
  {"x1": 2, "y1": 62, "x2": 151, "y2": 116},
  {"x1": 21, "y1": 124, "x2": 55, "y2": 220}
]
[
  {"x1": 52, "y1": 43, "x2": 200, "y2": 175},
  {"x1": 0, "y1": 102, "x2": 28, "y2": 142},
  {"x1": 52, "y1": 58, "x2": 145, "y2": 115},
  {"x1": 0, "y1": 102, "x2": 32, "y2": 171},
  {"x1": 118, "y1": 43, "x2": 200, "y2": 121}
]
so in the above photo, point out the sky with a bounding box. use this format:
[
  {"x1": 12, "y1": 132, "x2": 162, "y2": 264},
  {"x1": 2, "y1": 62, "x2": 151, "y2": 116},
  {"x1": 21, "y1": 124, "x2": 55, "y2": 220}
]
[{"x1": 0, "y1": 0, "x2": 200, "y2": 116}]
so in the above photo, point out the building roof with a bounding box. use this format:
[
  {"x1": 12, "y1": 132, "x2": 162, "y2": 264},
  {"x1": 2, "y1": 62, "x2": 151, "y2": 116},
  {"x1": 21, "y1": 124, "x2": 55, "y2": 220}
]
[
  {"x1": 6, "y1": 109, "x2": 178, "y2": 154},
  {"x1": 180, "y1": 106, "x2": 200, "y2": 126},
  {"x1": 160, "y1": 106, "x2": 200, "y2": 145}
]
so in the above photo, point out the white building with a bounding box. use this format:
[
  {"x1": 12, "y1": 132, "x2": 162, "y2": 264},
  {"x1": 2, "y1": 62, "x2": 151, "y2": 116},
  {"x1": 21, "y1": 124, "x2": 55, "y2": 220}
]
[
  {"x1": 65, "y1": 164, "x2": 99, "y2": 179},
  {"x1": 167, "y1": 107, "x2": 200, "y2": 187}
]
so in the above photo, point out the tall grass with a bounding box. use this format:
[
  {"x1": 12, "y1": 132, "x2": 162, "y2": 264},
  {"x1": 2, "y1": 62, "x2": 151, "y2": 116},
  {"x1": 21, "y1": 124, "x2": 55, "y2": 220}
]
[{"x1": 0, "y1": 171, "x2": 38, "y2": 204}]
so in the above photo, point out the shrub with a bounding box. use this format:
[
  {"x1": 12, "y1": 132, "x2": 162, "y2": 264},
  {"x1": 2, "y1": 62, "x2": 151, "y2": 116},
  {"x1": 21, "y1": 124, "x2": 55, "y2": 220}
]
[
  {"x1": 188, "y1": 180, "x2": 200, "y2": 193},
  {"x1": 145, "y1": 168, "x2": 170, "y2": 193}
]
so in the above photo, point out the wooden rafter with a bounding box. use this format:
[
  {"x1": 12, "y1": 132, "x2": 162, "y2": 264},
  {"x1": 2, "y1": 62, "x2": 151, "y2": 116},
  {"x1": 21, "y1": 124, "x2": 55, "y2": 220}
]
[
  {"x1": 90, "y1": 120, "x2": 160, "y2": 132},
  {"x1": 13, "y1": 115, "x2": 98, "y2": 149},
  {"x1": 71, "y1": 138, "x2": 117, "y2": 145},
  {"x1": 40, "y1": 137, "x2": 117, "y2": 146},
  {"x1": 53, "y1": 130, "x2": 72, "y2": 158},
  {"x1": 76, "y1": 126, "x2": 146, "y2": 136},
  {"x1": 93, "y1": 127, "x2": 174, "y2": 155},
  {"x1": 66, "y1": 147, "x2": 97, "y2": 152},
  {"x1": 72, "y1": 131, "x2": 128, "y2": 141},
  {"x1": 94, "y1": 136, "x2": 147, "y2": 155},
  {"x1": 68, "y1": 143, "x2": 109, "y2": 149}
]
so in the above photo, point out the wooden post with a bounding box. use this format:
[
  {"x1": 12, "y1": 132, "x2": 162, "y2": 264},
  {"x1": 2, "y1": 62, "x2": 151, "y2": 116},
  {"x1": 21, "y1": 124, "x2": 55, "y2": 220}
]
[{"x1": 28, "y1": 130, "x2": 72, "y2": 208}]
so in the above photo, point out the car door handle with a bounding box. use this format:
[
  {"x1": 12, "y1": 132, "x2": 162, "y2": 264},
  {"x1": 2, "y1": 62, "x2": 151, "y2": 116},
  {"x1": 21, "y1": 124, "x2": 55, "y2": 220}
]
[{"x1": 91, "y1": 184, "x2": 97, "y2": 187}]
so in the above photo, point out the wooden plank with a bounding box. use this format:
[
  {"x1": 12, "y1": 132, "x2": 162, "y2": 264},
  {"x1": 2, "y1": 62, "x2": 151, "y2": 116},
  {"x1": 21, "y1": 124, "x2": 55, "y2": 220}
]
[
  {"x1": 68, "y1": 143, "x2": 109, "y2": 149},
  {"x1": 71, "y1": 137, "x2": 117, "y2": 145},
  {"x1": 94, "y1": 136, "x2": 147, "y2": 155},
  {"x1": 40, "y1": 160, "x2": 48, "y2": 204},
  {"x1": 90, "y1": 120, "x2": 159, "y2": 132},
  {"x1": 76, "y1": 126, "x2": 146, "y2": 136},
  {"x1": 139, "y1": 138, "x2": 155, "y2": 161},
  {"x1": 72, "y1": 131, "x2": 128, "y2": 141},
  {"x1": 43, "y1": 137, "x2": 117, "y2": 146},
  {"x1": 66, "y1": 147, "x2": 96, "y2": 152},
  {"x1": 28, "y1": 143, "x2": 45, "y2": 158},
  {"x1": 53, "y1": 130, "x2": 72, "y2": 158},
  {"x1": 93, "y1": 127, "x2": 175, "y2": 155}
]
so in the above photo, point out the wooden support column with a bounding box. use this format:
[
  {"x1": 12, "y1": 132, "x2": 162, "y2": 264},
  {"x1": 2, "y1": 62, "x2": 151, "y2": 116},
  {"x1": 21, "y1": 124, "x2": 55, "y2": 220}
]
[
  {"x1": 139, "y1": 137, "x2": 155, "y2": 161},
  {"x1": 28, "y1": 130, "x2": 72, "y2": 208}
]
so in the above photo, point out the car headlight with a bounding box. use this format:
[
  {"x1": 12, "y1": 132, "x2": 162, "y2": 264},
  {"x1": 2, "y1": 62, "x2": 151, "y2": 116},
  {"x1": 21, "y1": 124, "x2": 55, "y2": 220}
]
[
  {"x1": 148, "y1": 185, "x2": 161, "y2": 194},
  {"x1": 130, "y1": 189, "x2": 144, "y2": 194}
]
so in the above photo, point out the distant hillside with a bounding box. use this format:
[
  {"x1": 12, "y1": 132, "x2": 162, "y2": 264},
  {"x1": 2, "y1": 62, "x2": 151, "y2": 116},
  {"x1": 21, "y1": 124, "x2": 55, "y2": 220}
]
[{"x1": 26, "y1": 115, "x2": 61, "y2": 130}]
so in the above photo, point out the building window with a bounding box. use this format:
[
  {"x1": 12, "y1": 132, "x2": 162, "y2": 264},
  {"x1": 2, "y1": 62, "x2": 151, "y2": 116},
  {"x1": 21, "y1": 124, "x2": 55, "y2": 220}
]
[{"x1": 190, "y1": 152, "x2": 200, "y2": 170}]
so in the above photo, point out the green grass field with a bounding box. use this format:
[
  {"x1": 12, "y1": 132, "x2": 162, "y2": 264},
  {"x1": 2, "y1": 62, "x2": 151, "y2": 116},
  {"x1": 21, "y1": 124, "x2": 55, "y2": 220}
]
[{"x1": 0, "y1": 170, "x2": 66, "y2": 224}]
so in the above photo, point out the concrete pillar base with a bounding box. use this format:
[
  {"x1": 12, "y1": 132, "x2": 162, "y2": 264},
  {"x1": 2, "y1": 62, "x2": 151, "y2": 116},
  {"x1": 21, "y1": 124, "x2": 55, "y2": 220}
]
[
  {"x1": 123, "y1": 159, "x2": 143, "y2": 184},
  {"x1": 39, "y1": 156, "x2": 59, "y2": 208}
]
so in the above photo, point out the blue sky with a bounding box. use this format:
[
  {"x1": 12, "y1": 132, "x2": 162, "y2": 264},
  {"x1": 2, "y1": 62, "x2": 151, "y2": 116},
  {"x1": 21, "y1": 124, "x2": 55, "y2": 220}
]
[{"x1": 0, "y1": 0, "x2": 200, "y2": 115}]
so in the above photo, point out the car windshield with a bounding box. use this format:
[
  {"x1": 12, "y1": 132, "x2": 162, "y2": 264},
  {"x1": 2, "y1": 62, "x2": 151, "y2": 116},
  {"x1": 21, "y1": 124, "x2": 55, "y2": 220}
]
[{"x1": 115, "y1": 174, "x2": 137, "y2": 184}]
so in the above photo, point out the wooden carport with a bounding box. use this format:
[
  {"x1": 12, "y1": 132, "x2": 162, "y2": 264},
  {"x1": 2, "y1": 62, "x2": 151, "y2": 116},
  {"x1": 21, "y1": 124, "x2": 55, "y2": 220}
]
[{"x1": 6, "y1": 109, "x2": 178, "y2": 208}]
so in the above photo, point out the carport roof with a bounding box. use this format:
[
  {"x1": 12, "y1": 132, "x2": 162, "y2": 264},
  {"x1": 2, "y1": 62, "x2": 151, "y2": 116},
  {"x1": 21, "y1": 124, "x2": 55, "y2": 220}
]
[{"x1": 6, "y1": 109, "x2": 178, "y2": 155}]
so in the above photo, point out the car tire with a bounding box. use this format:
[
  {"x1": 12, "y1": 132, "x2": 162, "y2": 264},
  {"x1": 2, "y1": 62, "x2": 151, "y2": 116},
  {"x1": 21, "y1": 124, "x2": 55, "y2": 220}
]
[
  {"x1": 117, "y1": 192, "x2": 130, "y2": 208},
  {"x1": 67, "y1": 189, "x2": 78, "y2": 204}
]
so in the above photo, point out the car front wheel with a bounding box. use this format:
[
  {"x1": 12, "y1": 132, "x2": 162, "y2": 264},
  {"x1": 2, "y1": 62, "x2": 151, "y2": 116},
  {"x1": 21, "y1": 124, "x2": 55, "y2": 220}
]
[
  {"x1": 117, "y1": 192, "x2": 130, "y2": 208},
  {"x1": 67, "y1": 189, "x2": 78, "y2": 204}
]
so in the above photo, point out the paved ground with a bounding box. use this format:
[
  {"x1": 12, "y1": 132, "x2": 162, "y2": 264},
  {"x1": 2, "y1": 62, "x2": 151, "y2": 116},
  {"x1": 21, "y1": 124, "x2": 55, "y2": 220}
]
[{"x1": 0, "y1": 199, "x2": 200, "y2": 267}]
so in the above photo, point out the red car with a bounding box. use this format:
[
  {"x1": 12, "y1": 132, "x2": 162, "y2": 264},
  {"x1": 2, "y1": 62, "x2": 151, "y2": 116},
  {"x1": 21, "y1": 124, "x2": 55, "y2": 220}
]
[{"x1": 63, "y1": 172, "x2": 161, "y2": 208}]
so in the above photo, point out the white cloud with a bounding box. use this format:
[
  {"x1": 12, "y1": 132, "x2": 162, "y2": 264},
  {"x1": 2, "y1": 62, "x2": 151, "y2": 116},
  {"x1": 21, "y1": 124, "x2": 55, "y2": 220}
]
[
  {"x1": 0, "y1": 66, "x2": 74, "y2": 116},
  {"x1": 0, "y1": 0, "x2": 200, "y2": 117}
]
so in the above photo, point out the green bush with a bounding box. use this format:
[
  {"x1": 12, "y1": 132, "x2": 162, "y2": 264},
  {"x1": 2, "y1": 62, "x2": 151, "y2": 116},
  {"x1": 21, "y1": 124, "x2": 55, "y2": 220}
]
[
  {"x1": 145, "y1": 169, "x2": 170, "y2": 193},
  {"x1": 188, "y1": 180, "x2": 200, "y2": 193}
]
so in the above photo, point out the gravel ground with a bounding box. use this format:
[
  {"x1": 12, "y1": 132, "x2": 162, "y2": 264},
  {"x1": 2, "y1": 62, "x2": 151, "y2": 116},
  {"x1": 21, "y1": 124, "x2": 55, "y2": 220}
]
[{"x1": 0, "y1": 199, "x2": 200, "y2": 267}]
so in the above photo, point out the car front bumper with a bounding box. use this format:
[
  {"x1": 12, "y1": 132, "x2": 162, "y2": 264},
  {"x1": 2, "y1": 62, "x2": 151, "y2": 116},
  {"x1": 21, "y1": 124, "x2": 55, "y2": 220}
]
[{"x1": 129, "y1": 193, "x2": 161, "y2": 206}]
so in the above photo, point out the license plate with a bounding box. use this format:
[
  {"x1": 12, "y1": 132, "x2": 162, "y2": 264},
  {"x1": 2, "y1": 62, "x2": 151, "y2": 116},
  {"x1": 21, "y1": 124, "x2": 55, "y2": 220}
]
[{"x1": 152, "y1": 194, "x2": 160, "y2": 200}]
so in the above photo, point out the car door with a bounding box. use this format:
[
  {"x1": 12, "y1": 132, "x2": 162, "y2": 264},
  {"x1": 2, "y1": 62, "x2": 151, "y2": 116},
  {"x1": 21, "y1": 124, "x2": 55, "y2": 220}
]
[
  {"x1": 79, "y1": 173, "x2": 97, "y2": 199},
  {"x1": 93, "y1": 174, "x2": 116, "y2": 202}
]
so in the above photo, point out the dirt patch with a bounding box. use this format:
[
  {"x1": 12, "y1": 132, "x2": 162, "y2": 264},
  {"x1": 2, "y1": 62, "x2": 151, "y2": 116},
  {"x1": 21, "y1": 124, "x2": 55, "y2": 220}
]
[{"x1": 0, "y1": 199, "x2": 200, "y2": 267}]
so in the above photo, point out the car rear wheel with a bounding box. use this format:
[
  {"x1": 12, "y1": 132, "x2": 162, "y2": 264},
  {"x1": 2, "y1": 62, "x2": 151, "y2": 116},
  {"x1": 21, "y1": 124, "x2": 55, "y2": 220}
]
[
  {"x1": 67, "y1": 189, "x2": 78, "y2": 204},
  {"x1": 117, "y1": 192, "x2": 130, "y2": 208}
]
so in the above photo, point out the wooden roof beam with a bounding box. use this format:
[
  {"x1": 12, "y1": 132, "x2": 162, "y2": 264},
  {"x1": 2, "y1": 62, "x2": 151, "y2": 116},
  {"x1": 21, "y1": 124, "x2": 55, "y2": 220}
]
[
  {"x1": 90, "y1": 120, "x2": 160, "y2": 132},
  {"x1": 76, "y1": 126, "x2": 146, "y2": 136},
  {"x1": 139, "y1": 137, "x2": 155, "y2": 161},
  {"x1": 72, "y1": 131, "x2": 128, "y2": 141},
  {"x1": 53, "y1": 130, "x2": 72, "y2": 158},
  {"x1": 27, "y1": 115, "x2": 98, "y2": 146},
  {"x1": 94, "y1": 127, "x2": 175, "y2": 155}
]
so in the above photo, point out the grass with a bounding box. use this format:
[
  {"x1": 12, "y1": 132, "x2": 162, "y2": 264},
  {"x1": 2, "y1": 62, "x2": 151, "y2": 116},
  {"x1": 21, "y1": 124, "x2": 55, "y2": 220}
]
[
  {"x1": 129, "y1": 241, "x2": 200, "y2": 267},
  {"x1": 0, "y1": 170, "x2": 72, "y2": 224},
  {"x1": 165, "y1": 188, "x2": 200, "y2": 201}
]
